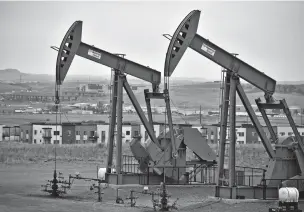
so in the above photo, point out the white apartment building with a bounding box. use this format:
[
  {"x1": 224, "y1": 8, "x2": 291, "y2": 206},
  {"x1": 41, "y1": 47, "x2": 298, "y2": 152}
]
[
  {"x1": 277, "y1": 126, "x2": 304, "y2": 140},
  {"x1": 32, "y1": 123, "x2": 62, "y2": 144},
  {"x1": 97, "y1": 124, "x2": 109, "y2": 144}
]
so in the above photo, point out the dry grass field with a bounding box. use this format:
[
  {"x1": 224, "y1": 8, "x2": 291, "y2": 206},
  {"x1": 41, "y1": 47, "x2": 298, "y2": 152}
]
[
  {"x1": 0, "y1": 142, "x2": 303, "y2": 212},
  {"x1": 0, "y1": 112, "x2": 303, "y2": 127}
]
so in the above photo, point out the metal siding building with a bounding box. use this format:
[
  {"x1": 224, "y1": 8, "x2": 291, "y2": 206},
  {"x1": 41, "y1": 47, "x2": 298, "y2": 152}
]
[
  {"x1": 75, "y1": 123, "x2": 97, "y2": 144},
  {"x1": 20, "y1": 124, "x2": 32, "y2": 143},
  {"x1": 62, "y1": 123, "x2": 76, "y2": 144}
]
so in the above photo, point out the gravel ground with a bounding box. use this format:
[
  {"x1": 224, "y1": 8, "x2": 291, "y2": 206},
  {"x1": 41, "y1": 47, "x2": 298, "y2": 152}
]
[{"x1": 1, "y1": 162, "x2": 304, "y2": 212}]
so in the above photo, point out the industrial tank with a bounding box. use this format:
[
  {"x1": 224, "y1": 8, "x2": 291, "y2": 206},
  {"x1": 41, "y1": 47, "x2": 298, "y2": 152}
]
[
  {"x1": 98, "y1": 168, "x2": 116, "y2": 180},
  {"x1": 279, "y1": 187, "x2": 299, "y2": 203}
]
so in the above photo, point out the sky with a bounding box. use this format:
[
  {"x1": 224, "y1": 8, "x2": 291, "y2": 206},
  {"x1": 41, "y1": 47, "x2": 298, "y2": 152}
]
[{"x1": 0, "y1": 1, "x2": 303, "y2": 82}]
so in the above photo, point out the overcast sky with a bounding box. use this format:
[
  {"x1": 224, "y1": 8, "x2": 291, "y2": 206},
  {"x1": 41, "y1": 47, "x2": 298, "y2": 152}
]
[{"x1": 0, "y1": 1, "x2": 303, "y2": 82}]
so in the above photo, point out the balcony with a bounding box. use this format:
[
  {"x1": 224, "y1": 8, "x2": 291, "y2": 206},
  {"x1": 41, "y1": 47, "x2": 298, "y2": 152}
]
[
  {"x1": 42, "y1": 134, "x2": 52, "y2": 139},
  {"x1": 89, "y1": 135, "x2": 99, "y2": 140}
]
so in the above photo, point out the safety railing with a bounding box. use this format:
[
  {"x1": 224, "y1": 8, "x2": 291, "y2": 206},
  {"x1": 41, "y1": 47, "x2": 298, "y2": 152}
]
[
  {"x1": 217, "y1": 165, "x2": 266, "y2": 187},
  {"x1": 139, "y1": 166, "x2": 218, "y2": 185},
  {"x1": 265, "y1": 178, "x2": 304, "y2": 190},
  {"x1": 122, "y1": 155, "x2": 141, "y2": 174},
  {"x1": 122, "y1": 155, "x2": 266, "y2": 187}
]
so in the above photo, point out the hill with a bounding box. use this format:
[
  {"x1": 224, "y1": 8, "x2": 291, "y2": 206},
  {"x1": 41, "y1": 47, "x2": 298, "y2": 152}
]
[{"x1": 0, "y1": 69, "x2": 54, "y2": 82}]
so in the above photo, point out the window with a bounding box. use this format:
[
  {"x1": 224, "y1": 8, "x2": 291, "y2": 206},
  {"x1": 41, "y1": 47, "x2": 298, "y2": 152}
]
[
  {"x1": 288, "y1": 132, "x2": 293, "y2": 136},
  {"x1": 238, "y1": 132, "x2": 244, "y2": 137},
  {"x1": 134, "y1": 130, "x2": 139, "y2": 137},
  {"x1": 67, "y1": 130, "x2": 71, "y2": 136},
  {"x1": 34, "y1": 139, "x2": 36, "y2": 144},
  {"x1": 90, "y1": 131, "x2": 94, "y2": 137},
  {"x1": 280, "y1": 132, "x2": 285, "y2": 136},
  {"x1": 34, "y1": 130, "x2": 37, "y2": 135},
  {"x1": 26, "y1": 130, "x2": 29, "y2": 134},
  {"x1": 84, "y1": 131, "x2": 87, "y2": 135},
  {"x1": 126, "y1": 131, "x2": 130, "y2": 136},
  {"x1": 76, "y1": 131, "x2": 80, "y2": 135},
  {"x1": 101, "y1": 131, "x2": 106, "y2": 143},
  {"x1": 302, "y1": 132, "x2": 304, "y2": 136},
  {"x1": 210, "y1": 131, "x2": 214, "y2": 135},
  {"x1": 53, "y1": 131, "x2": 60, "y2": 135}
]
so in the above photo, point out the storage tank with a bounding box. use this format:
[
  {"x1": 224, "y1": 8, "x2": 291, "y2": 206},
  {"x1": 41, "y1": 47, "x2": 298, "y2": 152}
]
[
  {"x1": 279, "y1": 187, "x2": 299, "y2": 203},
  {"x1": 98, "y1": 168, "x2": 116, "y2": 180}
]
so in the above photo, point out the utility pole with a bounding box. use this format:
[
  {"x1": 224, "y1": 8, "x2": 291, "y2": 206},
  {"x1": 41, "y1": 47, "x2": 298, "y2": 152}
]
[
  {"x1": 300, "y1": 108, "x2": 303, "y2": 126},
  {"x1": 200, "y1": 105, "x2": 202, "y2": 125}
]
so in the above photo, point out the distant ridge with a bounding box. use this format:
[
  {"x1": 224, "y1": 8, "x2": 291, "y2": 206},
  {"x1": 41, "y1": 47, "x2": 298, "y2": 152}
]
[{"x1": 0, "y1": 69, "x2": 54, "y2": 82}]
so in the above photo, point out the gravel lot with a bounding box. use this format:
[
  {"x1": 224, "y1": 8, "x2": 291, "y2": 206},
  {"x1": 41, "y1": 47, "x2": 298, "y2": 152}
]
[{"x1": 3, "y1": 161, "x2": 303, "y2": 212}]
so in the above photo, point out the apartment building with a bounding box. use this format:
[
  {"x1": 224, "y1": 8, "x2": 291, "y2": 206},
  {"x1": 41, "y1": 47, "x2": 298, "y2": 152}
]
[
  {"x1": 3, "y1": 126, "x2": 20, "y2": 141},
  {"x1": 75, "y1": 123, "x2": 97, "y2": 144},
  {"x1": 97, "y1": 123, "x2": 109, "y2": 144},
  {"x1": 61, "y1": 122, "x2": 77, "y2": 144},
  {"x1": 32, "y1": 122, "x2": 62, "y2": 144},
  {"x1": 20, "y1": 124, "x2": 32, "y2": 143}
]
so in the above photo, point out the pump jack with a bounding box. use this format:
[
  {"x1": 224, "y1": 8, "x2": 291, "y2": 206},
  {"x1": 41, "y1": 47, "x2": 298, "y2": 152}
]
[
  {"x1": 163, "y1": 10, "x2": 304, "y2": 198},
  {"x1": 54, "y1": 21, "x2": 216, "y2": 185}
]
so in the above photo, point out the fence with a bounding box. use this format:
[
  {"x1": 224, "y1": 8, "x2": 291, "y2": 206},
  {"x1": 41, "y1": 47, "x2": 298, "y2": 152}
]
[
  {"x1": 122, "y1": 155, "x2": 266, "y2": 187},
  {"x1": 122, "y1": 155, "x2": 142, "y2": 174},
  {"x1": 265, "y1": 178, "x2": 304, "y2": 190}
]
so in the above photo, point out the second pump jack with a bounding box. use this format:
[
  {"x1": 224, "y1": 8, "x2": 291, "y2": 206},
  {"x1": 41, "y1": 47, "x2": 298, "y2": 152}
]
[{"x1": 163, "y1": 9, "x2": 304, "y2": 198}]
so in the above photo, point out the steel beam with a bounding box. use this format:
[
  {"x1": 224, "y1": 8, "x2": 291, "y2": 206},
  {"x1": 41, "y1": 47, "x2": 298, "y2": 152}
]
[
  {"x1": 164, "y1": 10, "x2": 276, "y2": 95},
  {"x1": 122, "y1": 77, "x2": 162, "y2": 150},
  {"x1": 116, "y1": 74, "x2": 123, "y2": 177},
  {"x1": 164, "y1": 89, "x2": 177, "y2": 158},
  {"x1": 76, "y1": 42, "x2": 160, "y2": 90},
  {"x1": 145, "y1": 92, "x2": 165, "y2": 100},
  {"x1": 228, "y1": 75, "x2": 237, "y2": 187},
  {"x1": 106, "y1": 71, "x2": 118, "y2": 176},
  {"x1": 217, "y1": 72, "x2": 231, "y2": 186},
  {"x1": 281, "y1": 99, "x2": 304, "y2": 151},
  {"x1": 55, "y1": 21, "x2": 161, "y2": 91},
  {"x1": 256, "y1": 102, "x2": 284, "y2": 110},
  {"x1": 236, "y1": 83, "x2": 275, "y2": 158},
  {"x1": 144, "y1": 89, "x2": 154, "y2": 131},
  {"x1": 255, "y1": 98, "x2": 278, "y2": 144},
  {"x1": 189, "y1": 34, "x2": 276, "y2": 94}
]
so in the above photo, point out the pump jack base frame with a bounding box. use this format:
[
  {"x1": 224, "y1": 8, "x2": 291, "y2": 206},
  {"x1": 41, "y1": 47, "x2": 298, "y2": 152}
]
[{"x1": 215, "y1": 185, "x2": 279, "y2": 200}]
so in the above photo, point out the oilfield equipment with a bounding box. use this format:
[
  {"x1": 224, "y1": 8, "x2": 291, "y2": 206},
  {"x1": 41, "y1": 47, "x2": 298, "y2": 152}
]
[
  {"x1": 41, "y1": 171, "x2": 107, "y2": 202},
  {"x1": 163, "y1": 9, "x2": 304, "y2": 199},
  {"x1": 45, "y1": 8, "x2": 304, "y2": 201},
  {"x1": 116, "y1": 183, "x2": 178, "y2": 211},
  {"x1": 53, "y1": 20, "x2": 217, "y2": 187},
  {"x1": 269, "y1": 187, "x2": 302, "y2": 212}
]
